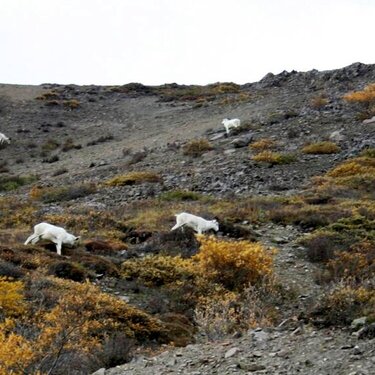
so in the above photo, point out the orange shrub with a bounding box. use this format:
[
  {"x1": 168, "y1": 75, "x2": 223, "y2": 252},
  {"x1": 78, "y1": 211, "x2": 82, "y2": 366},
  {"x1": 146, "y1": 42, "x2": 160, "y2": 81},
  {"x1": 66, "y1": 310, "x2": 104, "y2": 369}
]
[{"x1": 343, "y1": 83, "x2": 375, "y2": 103}]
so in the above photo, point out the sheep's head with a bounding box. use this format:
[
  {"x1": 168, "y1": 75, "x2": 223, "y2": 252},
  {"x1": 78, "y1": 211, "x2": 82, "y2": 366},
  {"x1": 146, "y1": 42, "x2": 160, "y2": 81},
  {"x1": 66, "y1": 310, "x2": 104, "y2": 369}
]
[
  {"x1": 211, "y1": 219, "x2": 219, "y2": 232},
  {"x1": 65, "y1": 234, "x2": 81, "y2": 247},
  {"x1": 221, "y1": 118, "x2": 229, "y2": 125}
]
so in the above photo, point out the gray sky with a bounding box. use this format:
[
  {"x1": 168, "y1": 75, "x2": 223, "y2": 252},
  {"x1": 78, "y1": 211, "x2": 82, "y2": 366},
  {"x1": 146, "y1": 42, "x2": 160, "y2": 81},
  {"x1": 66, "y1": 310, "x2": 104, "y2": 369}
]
[{"x1": 1, "y1": 0, "x2": 374, "y2": 86}]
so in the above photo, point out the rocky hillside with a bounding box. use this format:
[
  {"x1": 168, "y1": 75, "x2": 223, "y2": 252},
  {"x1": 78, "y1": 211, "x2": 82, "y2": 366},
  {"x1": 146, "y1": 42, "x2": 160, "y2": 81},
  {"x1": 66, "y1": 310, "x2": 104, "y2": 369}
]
[
  {"x1": 0, "y1": 62, "x2": 374, "y2": 375},
  {"x1": 1, "y1": 62, "x2": 374, "y2": 200}
]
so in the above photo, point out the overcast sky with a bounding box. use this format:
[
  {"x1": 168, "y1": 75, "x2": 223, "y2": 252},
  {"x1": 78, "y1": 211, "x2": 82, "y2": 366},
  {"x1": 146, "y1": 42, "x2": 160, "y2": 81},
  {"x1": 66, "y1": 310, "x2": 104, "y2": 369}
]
[{"x1": 1, "y1": 0, "x2": 374, "y2": 86}]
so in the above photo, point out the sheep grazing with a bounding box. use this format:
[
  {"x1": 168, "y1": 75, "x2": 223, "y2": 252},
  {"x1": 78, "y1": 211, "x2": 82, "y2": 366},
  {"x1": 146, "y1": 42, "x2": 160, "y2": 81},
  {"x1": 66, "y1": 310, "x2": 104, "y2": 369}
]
[
  {"x1": 222, "y1": 118, "x2": 241, "y2": 135},
  {"x1": 171, "y1": 212, "x2": 219, "y2": 235},
  {"x1": 24, "y1": 222, "x2": 80, "y2": 256},
  {"x1": 0, "y1": 132, "x2": 10, "y2": 145}
]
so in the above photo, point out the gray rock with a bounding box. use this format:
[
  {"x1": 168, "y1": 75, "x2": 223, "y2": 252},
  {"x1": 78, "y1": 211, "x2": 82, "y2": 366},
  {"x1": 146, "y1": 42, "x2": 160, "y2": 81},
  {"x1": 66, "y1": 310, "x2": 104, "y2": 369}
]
[
  {"x1": 224, "y1": 347, "x2": 240, "y2": 358},
  {"x1": 351, "y1": 317, "x2": 368, "y2": 330},
  {"x1": 91, "y1": 369, "x2": 105, "y2": 375},
  {"x1": 362, "y1": 115, "x2": 375, "y2": 124},
  {"x1": 329, "y1": 129, "x2": 346, "y2": 142},
  {"x1": 231, "y1": 134, "x2": 254, "y2": 148}
]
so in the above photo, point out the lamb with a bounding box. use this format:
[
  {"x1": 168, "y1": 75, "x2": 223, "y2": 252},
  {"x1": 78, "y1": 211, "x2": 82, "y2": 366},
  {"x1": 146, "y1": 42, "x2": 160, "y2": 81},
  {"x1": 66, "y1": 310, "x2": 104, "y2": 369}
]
[
  {"x1": 24, "y1": 222, "x2": 80, "y2": 256},
  {"x1": 222, "y1": 118, "x2": 241, "y2": 135},
  {"x1": 171, "y1": 212, "x2": 219, "y2": 235},
  {"x1": 0, "y1": 132, "x2": 10, "y2": 144}
]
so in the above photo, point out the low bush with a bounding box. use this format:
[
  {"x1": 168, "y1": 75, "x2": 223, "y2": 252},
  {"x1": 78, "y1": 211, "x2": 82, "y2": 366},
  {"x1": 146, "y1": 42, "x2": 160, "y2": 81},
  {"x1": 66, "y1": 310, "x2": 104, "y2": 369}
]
[
  {"x1": 106, "y1": 171, "x2": 162, "y2": 186},
  {"x1": 343, "y1": 83, "x2": 375, "y2": 104},
  {"x1": 63, "y1": 99, "x2": 80, "y2": 109},
  {"x1": 61, "y1": 138, "x2": 82, "y2": 152},
  {"x1": 302, "y1": 141, "x2": 341, "y2": 154},
  {"x1": 0, "y1": 260, "x2": 24, "y2": 279},
  {"x1": 326, "y1": 241, "x2": 375, "y2": 282},
  {"x1": 42, "y1": 155, "x2": 59, "y2": 163},
  {"x1": 310, "y1": 282, "x2": 375, "y2": 326},
  {"x1": 87, "y1": 134, "x2": 114, "y2": 146},
  {"x1": 300, "y1": 230, "x2": 348, "y2": 263},
  {"x1": 182, "y1": 139, "x2": 213, "y2": 157},
  {"x1": 122, "y1": 255, "x2": 195, "y2": 287},
  {"x1": 193, "y1": 236, "x2": 274, "y2": 291},
  {"x1": 71, "y1": 255, "x2": 120, "y2": 278},
  {"x1": 47, "y1": 261, "x2": 88, "y2": 282},
  {"x1": 250, "y1": 138, "x2": 277, "y2": 151},
  {"x1": 41, "y1": 139, "x2": 60, "y2": 152},
  {"x1": 30, "y1": 183, "x2": 97, "y2": 203},
  {"x1": 0, "y1": 277, "x2": 27, "y2": 317},
  {"x1": 159, "y1": 190, "x2": 203, "y2": 201},
  {"x1": 195, "y1": 282, "x2": 283, "y2": 340},
  {"x1": 0, "y1": 175, "x2": 38, "y2": 192},
  {"x1": 327, "y1": 157, "x2": 375, "y2": 178},
  {"x1": 36, "y1": 91, "x2": 59, "y2": 100},
  {"x1": 310, "y1": 95, "x2": 328, "y2": 109},
  {"x1": 252, "y1": 151, "x2": 296, "y2": 165}
]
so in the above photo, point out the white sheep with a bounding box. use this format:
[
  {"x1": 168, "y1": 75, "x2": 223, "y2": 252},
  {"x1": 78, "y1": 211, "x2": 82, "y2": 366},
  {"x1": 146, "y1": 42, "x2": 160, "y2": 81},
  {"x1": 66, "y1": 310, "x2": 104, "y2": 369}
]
[
  {"x1": 171, "y1": 212, "x2": 219, "y2": 235},
  {"x1": 222, "y1": 118, "x2": 241, "y2": 135},
  {"x1": 0, "y1": 132, "x2": 10, "y2": 144},
  {"x1": 24, "y1": 222, "x2": 80, "y2": 256}
]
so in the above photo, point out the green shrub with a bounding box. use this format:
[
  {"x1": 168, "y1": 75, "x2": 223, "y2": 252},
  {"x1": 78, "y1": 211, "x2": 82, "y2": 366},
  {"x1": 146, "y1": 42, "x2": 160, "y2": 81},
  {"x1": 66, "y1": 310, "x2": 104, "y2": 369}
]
[{"x1": 0, "y1": 175, "x2": 38, "y2": 192}]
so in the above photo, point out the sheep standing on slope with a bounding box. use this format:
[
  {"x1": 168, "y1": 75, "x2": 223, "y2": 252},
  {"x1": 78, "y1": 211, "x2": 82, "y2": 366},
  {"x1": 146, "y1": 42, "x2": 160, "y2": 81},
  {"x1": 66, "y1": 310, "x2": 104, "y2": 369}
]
[
  {"x1": 171, "y1": 212, "x2": 219, "y2": 235},
  {"x1": 222, "y1": 118, "x2": 241, "y2": 135},
  {"x1": 0, "y1": 132, "x2": 10, "y2": 145},
  {"x1": 24, "y1": 222, "x2": 80, "y2": 255}
]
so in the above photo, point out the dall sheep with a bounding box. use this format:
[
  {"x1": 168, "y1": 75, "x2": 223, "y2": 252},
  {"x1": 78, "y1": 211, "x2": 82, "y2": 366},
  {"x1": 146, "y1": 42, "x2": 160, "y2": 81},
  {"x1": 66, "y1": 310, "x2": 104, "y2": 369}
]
[
  {"x1": 222, "y1": 118, "x2": 241, "y2": 135},
  {"x1": 0, "y1": 132, "x2": 10, "y2": 145},
  {"x1": 24, "y1": 222, "x2": 80, "y2": 256},
  {"x1": 171, "y1": 212, "x2": 219, "y2": 235}
]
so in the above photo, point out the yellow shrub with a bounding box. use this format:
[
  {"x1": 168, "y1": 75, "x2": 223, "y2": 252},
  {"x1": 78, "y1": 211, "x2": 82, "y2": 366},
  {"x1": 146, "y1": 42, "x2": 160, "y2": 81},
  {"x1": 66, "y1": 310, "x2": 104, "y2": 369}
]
[
  {"x1": 302, "y1": 141, "x2": 341, "y2": 154},
  {"x1": 0, "y1": 278, "x2": 27, "y2": 317},
  {"x1": 343, "y1": 83, "x2": 375, "y2": 103},
  {"x1": 193, "y1": 236, "x2": 274, "y2": 290},
  {"x1": 250, "y1": 138, "x2": 277, "y2": 151},
  {"x1": 0, "y1": 320, "x2": 35, "y2": 375},
  {"x1": 106, "y1": 171, "x2": 162, "y2": 186},
  {"x1": 327, "y1": 158, "x2": 375, "y2": 177}
]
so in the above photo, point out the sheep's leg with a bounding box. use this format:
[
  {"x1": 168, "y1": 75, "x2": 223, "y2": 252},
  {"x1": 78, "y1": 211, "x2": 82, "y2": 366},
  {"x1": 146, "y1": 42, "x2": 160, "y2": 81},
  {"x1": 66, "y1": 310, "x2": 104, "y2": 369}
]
[
  {"x1": 55, "y1": 239, "x2": 63, "y2": 256},
  {"x1": 24, "y1": 233, "x2": 40, "y2": 245},
  {"x1": 171, "y1": 223, "x2": 182, "y2": 231}
]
